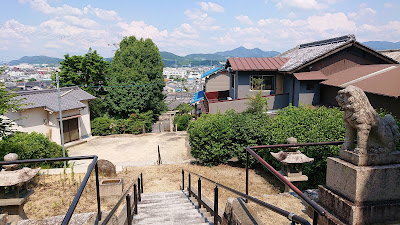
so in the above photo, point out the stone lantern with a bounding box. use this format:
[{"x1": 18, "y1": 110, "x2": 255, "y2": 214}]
[
  {"x1": 0, "y1": 153, "x2": 40, "y2": 222},
  {"x1": 271, "y1": 137, "x2": 314, "y2": 192}
]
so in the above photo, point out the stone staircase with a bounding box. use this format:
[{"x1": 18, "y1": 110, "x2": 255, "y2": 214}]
[{"x1": 132, "y1": 190, "x2": 213, "y2": 225}]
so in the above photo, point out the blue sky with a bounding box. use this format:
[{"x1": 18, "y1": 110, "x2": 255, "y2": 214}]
[{"x1": 1, "y1": 0, "x2": 399, "y2": 61}]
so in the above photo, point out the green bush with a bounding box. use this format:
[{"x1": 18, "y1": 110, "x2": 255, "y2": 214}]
[
  {"x1": 188, "y1": 113, "x2": 235, "y2": 165},
  {"x1": 91, "y1": 115, "x2": 116, "y2": 136},
  {"x1": 0, "y1": 132, "x2": 66, "y2": 168},
  {"x1": 91, "y1": 111, "x2": 153, "y2": 136},
  {"x1": 188, "y1": 105, "x2": 347, "y2": 188},
  {"x1": 123, "y1": 111, "x2": 153, "y2": 134},
  {"x1": 174, "y1": 114, "x2": 192, "y2": 131}
]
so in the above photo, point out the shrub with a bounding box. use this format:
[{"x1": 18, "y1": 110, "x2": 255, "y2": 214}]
[
  {"x1": 174, "y1": 114, "x2": 192, "y2": 131},
  {"x1": 187, "y1": 113, "x2": 235, "y2": 165},
  {"x1": 0, "y1": 132, "x2": 66, "y2": 168},
  {"x1": 188, "y1": 105, "x2": 346, "y2": 188},
  {"x1": 91, "y1": 115, "x2": 115, "y2": 136},
  {"x1": 123, "y1": 111, "x2": 153, "y2": 134},
  {"x1": 91, "y1": 111, "x2": 154, "y2": 136}
]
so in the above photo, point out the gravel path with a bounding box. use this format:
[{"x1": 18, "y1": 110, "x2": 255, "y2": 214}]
[{"x1": 67, "y1": 132, "x2": 193, "y2": 169}]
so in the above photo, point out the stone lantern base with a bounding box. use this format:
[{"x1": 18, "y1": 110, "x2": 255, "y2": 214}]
[{"x1": 318, "y1": 157, "x2": 400, "y2": 225}]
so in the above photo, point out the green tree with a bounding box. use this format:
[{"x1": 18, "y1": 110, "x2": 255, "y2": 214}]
[
  {"x1": 28, "y1": 78, "x2": 37, "y2": 82},
  {"x1": 245, "y1": 78, "x2": 268, "y2": 113},
  {"x1": 57, "y1": 48, "x2": 110, "y2": 119},
  {"x1": 0, "y1": 83, "x2": 23, "y2": 137},
  {"x1": 107, "y1": 36, "x2": 167, "y2": 120}
]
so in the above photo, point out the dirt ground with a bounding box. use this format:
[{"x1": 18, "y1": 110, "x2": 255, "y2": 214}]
[
  {"x1": 24, "y1": 164, "x2": 312, "y2": 224},
  {"x1": 67, "y1": 132, "x2": 192, "y2": 168}
]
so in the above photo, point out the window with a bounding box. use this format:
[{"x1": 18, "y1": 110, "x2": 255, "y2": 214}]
[
  {"x1": 250, "y1": 75, "x2": 274, "y2": 90},
  {"x1": 306, "y1": 82, "x2": 314, "y2": 91},
  {"x1": 231, "y1": 74, "x2": 235, "y2": 88}
]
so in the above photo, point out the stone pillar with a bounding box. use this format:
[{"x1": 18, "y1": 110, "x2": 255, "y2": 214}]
[{"x1": 318, "y1": 85, "x2": 400, "y2": 225}]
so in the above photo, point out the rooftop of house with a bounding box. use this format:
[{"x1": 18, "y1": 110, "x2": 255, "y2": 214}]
[
  {"x1": 379, "y1": 49, "x2": 400, "y2": 62},
  {"x1": 226, "y1": 57, "x2": 289, "y2": 71},
  {"x1": 278, "y1": 34, "x2": 357, "y2": 72},
  {"x1": 321, "y1": 64, "x2": 400, "y2": 98},
  {"x1": 15, "y1": 86, "x2": 96, "y2": 112}
]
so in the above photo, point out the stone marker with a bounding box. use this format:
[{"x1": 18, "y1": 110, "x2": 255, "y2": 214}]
[
  {"x1": 318, "y1": 85, "x2": 400, "y2": 225},
  {"x1": 96, "y1": 159, "x2": 117, "y2": 177}
]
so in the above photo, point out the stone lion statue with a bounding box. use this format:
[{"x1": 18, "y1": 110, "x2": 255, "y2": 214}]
[{"x1": 336, "y1": 85, "x2": 399, "y2": 155}]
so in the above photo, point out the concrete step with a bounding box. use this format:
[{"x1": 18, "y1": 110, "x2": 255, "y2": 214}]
[{"x1": 132, "y1": 190, "x2": 211, "y2": 225}]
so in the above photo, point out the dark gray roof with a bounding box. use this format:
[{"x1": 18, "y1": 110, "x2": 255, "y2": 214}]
[
  {"x1": 15, "y1": 86, "x2": 96, "y2": 112},
  {"x1": 277, "y1": 34, "x2": 356, "y2": 72}
]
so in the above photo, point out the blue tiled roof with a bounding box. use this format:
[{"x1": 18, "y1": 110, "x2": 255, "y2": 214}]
[
  {"x1": 201, "y1": 67, "x2": 224, "y2": 78},
  {"x1": 191, "y1": 90, "x2": 204, "y2": 104}
]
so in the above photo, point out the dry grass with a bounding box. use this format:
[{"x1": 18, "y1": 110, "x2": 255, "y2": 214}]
[{"x1": 24, "y1": 164, "x2": 311, "y2": 224}]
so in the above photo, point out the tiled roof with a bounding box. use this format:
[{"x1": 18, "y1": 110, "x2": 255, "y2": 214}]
[
  {"x1": 227, "y1": 57, "x2": 289, "y2": 71},
  {"x1": 379, "y1": 49, "x2": 400, "y2": 62},
  {"x1": 278, "y1": 34, "x2": 356, "y2": 72},
  {"x1": 15, "y1": 86, "x2": 96, "y2": 112}
]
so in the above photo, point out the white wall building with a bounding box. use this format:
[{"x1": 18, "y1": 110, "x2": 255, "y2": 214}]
[
  {"x1": 4, "y1": 87, "x2": 95, "y2": 144},
  {"x1": 163, "y1": 67, "x2": 188, "y2": 79}
]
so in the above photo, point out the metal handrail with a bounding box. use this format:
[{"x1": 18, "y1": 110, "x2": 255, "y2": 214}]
[
  {"x1": 0, "y1": 155, "x2": 101, "y2": 225},
  {"x1": 183, "y1": 169, "x2": 311, "y2": 225},
  {"x1": 246, "y1": 141, "x2": 345, "y2": 224},
  {"x1": 101, "y1": 173, "x2": 143, "y2": 225}
]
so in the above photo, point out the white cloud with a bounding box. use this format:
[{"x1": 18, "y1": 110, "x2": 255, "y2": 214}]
[
  {"x1": 384, "y1": 3, "x2": 394, "y2": 8},
  {"x1": 235, "y1": 15, "x2": 254, "y2": 25},
  {"x1": 307, "y1": 13, "x2": 356, "y2": 32},
  {"x1": 348, "y1": 5, "x2": 377, "y2": 22},
  {"x1": 117, "y1": 21, "x2": 168, "y2": 40},
  {"x1": 198, "y1": 2, "x2": 224, "y2": 12},
  {"x1": 93, "y1": 8, "x2": 122, "y2": 21},
  {"x1": 275, "y1": 0, "x2": 327, "y2": 10},
  {"x1": 171, "y1": 23, "x2": 199, "y2": 39},
  {"x1": 184, "y1": 9, "x2": 217, "y2": 30},
  {"x1": 18, "y1": 0, "x2": 84, "y2": 16},
  {"x1": 63, "y1": 16, "x2": 100, "y2": 29}
]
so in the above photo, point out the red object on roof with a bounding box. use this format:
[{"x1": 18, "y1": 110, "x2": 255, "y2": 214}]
[
  {"x1": 322, "y1": 64, "x2": 400, "y2": 98},
  {"x1": 293, "y1": 71, "x2": 328, "y2": 81},
  {"x1": 227, "y1": 57, "x2": 289, "y2": 71}
]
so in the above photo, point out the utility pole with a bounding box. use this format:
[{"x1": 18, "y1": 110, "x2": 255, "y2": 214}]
[{"x1": 56, "y1": 72, "x2": 66, "y2": 167}]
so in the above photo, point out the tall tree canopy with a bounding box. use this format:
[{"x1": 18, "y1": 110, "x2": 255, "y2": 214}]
[
  {"x1": 107, "y1": 36, "x2": 166, "y2": 119},
  {"x1": 57, "y1": 48, "x2": 110, "y2": 119},
  {"x1": 58, "y1": 48, "x2": 110, "y2": 97}
]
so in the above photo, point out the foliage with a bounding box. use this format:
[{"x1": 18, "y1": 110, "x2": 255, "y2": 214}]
[
  {"x1": 57, "y1": 48, "x2": 110, "y2": 119},
  {"x1": 107, "y1": 36, "x2": 167, "y2": 120},
  {"x1": 187, "y1": 113, "x2": 234, "y2": 165},
  {"x1": 0, "y1": 82, "x2": 23, "y2": 138},
  {"x1": 174, "y1": 114, "x2": 192, "y2": 131},
  {"x1": 245, "y1": 78, "x2": 268, "y2": 113},
  {"x1": 188, "y1": 105, "x2": 346, "y2": 188},
  {"x1": 0, "y1": 132, "x2": 66, "y2": 168},
  {"x1": 175, "y1": 103, "x2": 194, "y2": 115},
  {"x1": 91, "y1": 111, "x2": 153, "y2": 136},
  {"x1": 123, "y1": 111, "x2": 153, "y2": 134},
  {"x1": 28, "y1": 78, "x2": 37, "y2": 82}
]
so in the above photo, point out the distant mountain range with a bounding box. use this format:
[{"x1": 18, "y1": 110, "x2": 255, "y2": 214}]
[
  {"x1": 5, "y1": 41, "x2": 400, "y2": 67},
  {"x1": 362, "y1": 41, "x2": 400, "y2": 50},
  {"x1": 8, "y1": 56, "x2": 63, "y2": 66}
]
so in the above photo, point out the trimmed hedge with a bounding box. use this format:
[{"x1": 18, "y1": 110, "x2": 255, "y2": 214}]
[
  {"x1": 188, "y1": 105, "x2": 346, "y2": 188},
  {"x1": 91, "y1": 111, "x2": 153, "y2": 136},
  {"x1": 0, "y1": 132, "x2": 66, "y2": 168}
]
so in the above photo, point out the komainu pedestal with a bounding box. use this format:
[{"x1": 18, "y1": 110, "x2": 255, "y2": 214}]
[{"x1": 318, "y1": 86, "x2": 400, "y2": 225}]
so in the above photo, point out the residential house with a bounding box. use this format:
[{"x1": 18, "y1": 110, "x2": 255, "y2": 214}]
[
  {"x1": 4, "y1": 86, "x2": 96, "y2": 144},
  {"x1": 194, "y1": 34, "x2": 398, "y2": 114}
]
